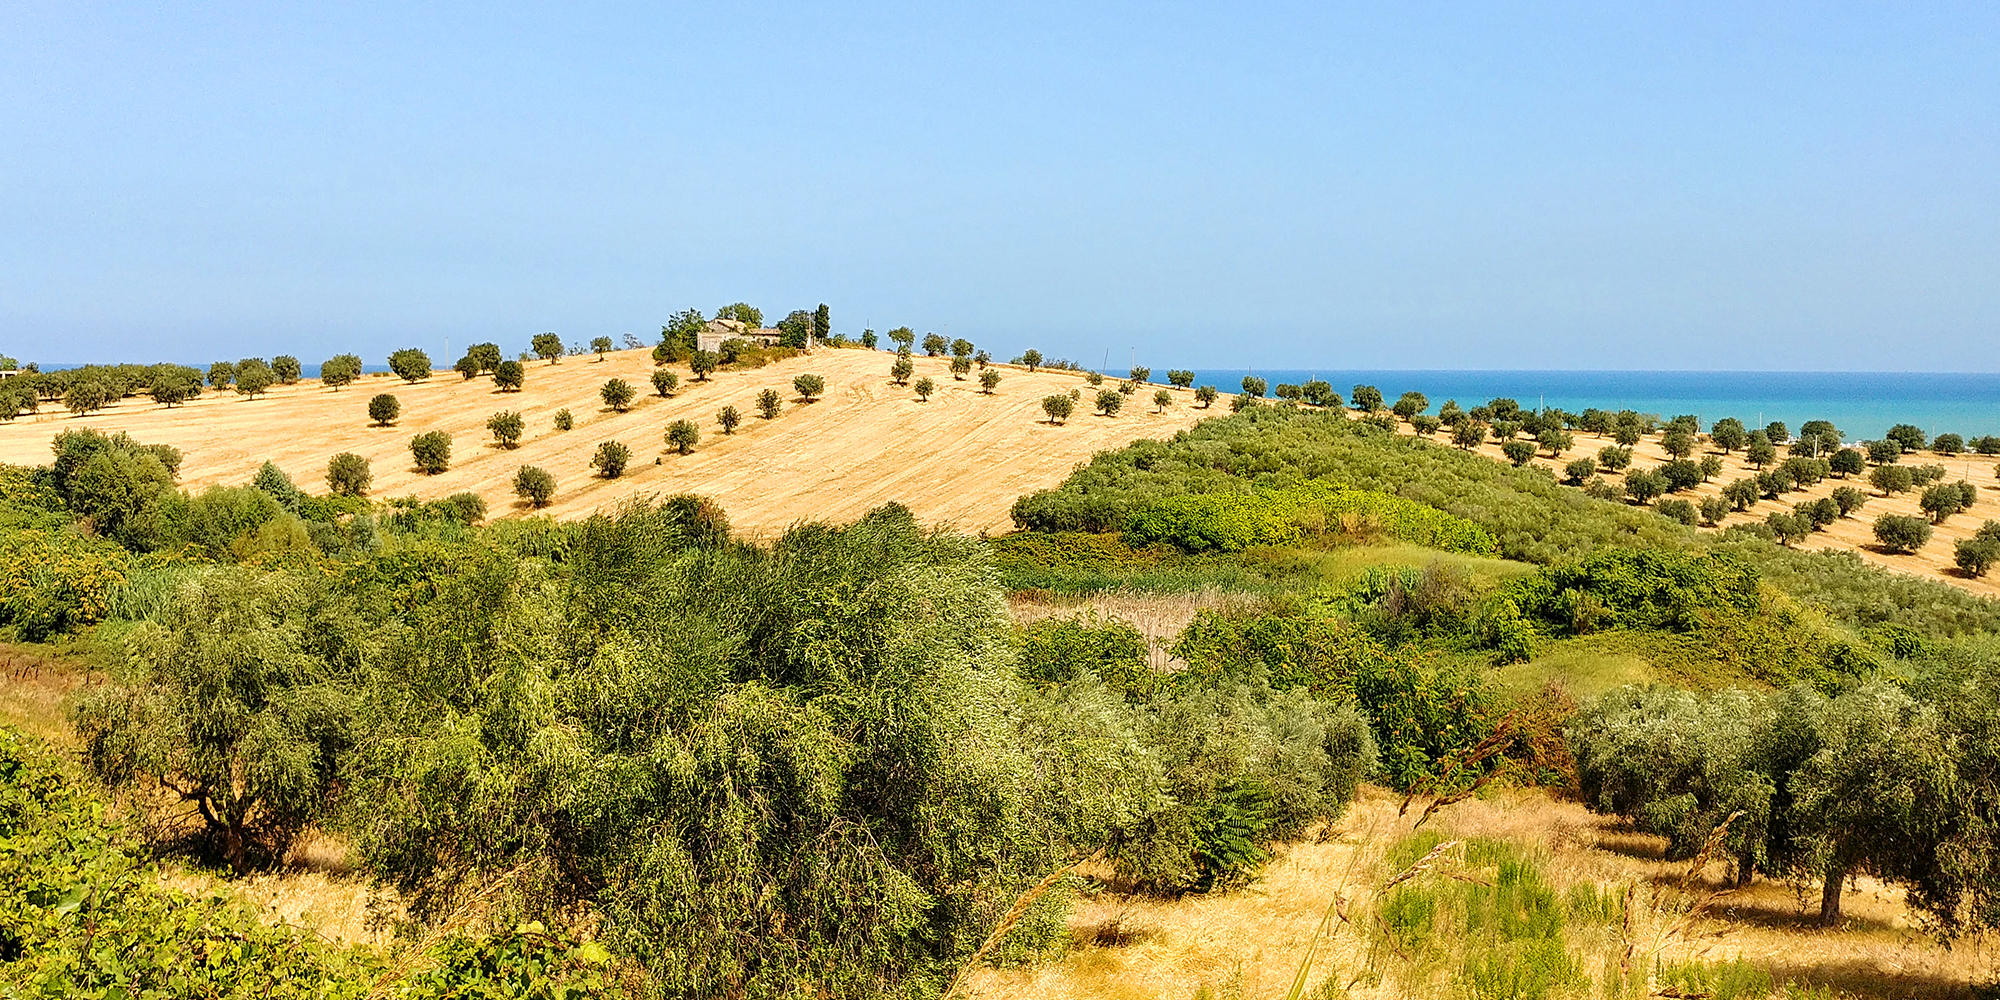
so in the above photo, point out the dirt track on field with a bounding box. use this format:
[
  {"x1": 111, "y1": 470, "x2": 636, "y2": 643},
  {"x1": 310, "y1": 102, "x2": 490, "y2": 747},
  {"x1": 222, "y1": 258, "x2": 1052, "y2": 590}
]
[{"x1": 0, "y1": 348, "x2": 1204, "y2": 539}]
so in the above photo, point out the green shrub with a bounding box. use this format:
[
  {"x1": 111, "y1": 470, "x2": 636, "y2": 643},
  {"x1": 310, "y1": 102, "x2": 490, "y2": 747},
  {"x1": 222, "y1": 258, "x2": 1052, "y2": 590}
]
[
  {"x1": 591, "y1": 440, "x2": 633, "y2": 478},
  {"x1": 1123, "y1": 480, "x2": 1495, "y2": 556},
  {"x1": 1874, "y1": 514, "x2": 1932, "y2": 553},
  {"x1": 368, "y1": 393, "x2": 400, "y2": 425},
  {"x1": 1010, "y1": 408, "x2": 1688, "y2": 564},
  {"x1": 410, "y1": 430, "x2": 451, "y2": 474},
  {"x1": 514, "y1": 465, "x2": 556, "y2": 507},
  {"x1": 1016, "y1": 611, "x2": 1156, "y2": 702},
  {"x1": 0, "y1": 728, "x2": 378, "y2": 997},
  {"x1": 0, "y1": 528, "x2": 128, "y2": 640},
  {"x1": 326, "y1": 452, "x2": 371, "y2": 496}
]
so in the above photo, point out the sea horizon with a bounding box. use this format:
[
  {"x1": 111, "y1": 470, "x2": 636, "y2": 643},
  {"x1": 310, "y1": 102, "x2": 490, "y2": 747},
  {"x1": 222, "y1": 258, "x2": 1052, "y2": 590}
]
[
  {"x1": 1161, "y1": 368, "x2": 2000, "y2": 443},
  {"x1": 27, "y1": 357, "x2": 2000, "y2": 442}
]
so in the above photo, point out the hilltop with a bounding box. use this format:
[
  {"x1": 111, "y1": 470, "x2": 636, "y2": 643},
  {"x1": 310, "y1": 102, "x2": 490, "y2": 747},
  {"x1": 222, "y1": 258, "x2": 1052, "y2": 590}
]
[{"x1": 0, "y1": 348, "x2": 1204, "y2": 537}]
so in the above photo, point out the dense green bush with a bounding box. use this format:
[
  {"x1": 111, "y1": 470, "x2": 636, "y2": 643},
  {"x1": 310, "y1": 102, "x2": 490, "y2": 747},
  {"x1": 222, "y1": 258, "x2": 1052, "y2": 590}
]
[
  {"x1": 346, "y1": 503, "x2": 1149, "y2": 994},
  {"x1": 1017, "y1": 611, "x2": 1157, "y2": 702},
  {"x1": 0, "y1": 727, "x2": 380, "y2": 996},
  {"x1": 1011, "y1": 408, "x2": 1686, "y2": 563},
  {"x1": 1124, "y1": 480, "x2": 1495, "y2": 556},
  {"x1": 71, "y1": 568, "x2": 361, "y2": 872},
  {"x1": 410, "y1": 431, "x2": 451, "y2": 474},
  {"x1": 1112, "y1": 684, "x2": 1373, "y2": 894}
]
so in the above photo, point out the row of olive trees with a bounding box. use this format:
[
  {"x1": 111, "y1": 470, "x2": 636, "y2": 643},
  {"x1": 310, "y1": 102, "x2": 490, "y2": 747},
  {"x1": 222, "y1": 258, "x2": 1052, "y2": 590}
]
[{"x1": 1572, "y1": 672, "x2": 2000, "y2": 932}]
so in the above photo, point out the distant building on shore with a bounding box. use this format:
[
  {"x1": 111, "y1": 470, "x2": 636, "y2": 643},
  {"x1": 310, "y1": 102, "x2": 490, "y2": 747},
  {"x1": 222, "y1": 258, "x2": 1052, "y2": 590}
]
[{"x1": 696, "y1": 318, "x2": 787, "y2": 354}]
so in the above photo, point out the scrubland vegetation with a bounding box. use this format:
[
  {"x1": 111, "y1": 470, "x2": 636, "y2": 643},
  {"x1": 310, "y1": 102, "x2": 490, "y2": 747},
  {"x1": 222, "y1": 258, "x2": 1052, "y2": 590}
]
[{"x1": 9, "y1": 338, "x2": 2000, "y2": 997}]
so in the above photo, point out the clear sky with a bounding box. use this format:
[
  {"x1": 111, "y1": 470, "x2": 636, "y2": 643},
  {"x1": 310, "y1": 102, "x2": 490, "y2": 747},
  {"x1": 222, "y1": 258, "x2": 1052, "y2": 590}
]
[{"x1": 4, "y1": 3, "x2": 1996, "y2": 370}]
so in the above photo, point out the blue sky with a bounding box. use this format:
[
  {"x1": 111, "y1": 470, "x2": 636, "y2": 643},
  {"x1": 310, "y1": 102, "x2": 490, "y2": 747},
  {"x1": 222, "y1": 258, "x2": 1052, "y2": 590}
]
[{"x1": 4, "y1": 2, "x2": 1996, "y2": 370}]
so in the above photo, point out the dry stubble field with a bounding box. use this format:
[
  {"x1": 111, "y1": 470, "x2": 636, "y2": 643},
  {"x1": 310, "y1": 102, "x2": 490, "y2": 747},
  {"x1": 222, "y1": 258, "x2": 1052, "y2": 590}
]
[{"x1": 0, "y1": 348, "x2": 1205, "y2": 538}]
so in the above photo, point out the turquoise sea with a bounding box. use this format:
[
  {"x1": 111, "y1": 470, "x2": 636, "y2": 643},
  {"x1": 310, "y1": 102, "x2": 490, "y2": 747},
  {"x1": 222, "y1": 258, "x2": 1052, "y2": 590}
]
[{"x1": 1182, "y1": 370, "x2": 2000, "y2": 442}]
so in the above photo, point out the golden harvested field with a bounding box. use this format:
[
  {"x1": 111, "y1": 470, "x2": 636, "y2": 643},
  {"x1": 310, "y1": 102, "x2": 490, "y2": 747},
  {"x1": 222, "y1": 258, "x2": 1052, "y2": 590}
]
[{"x1": 0, "y1": 348, "x2": 1204, "y2": 538}]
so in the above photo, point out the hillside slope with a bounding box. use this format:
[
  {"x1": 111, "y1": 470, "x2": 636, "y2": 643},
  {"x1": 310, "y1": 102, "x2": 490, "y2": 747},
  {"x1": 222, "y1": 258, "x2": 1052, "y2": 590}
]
[{"x1": 0, "y1": 349, "x2": 1205, "y2": 537}]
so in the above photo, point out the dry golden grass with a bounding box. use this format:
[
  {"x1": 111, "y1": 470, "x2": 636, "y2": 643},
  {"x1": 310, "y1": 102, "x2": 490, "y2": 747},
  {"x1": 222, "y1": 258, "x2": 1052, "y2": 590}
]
[
  {"x1": 0, "y1": 348, "x2": 1205, "y2": 538},
  {"x1": 1007, "y1": 589, "x2": 1242, "y2": 671},
  {"x1": 965, "y1": 787, "x2": 2000, "y2": 1000}
]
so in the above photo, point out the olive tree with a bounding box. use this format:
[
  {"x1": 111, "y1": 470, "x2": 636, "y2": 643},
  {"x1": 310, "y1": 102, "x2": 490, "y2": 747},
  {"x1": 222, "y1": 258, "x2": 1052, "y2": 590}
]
[
  {"x1": 1709, "y1": 418, "x2": 1748, "y2": 453},
  {"x1": 1921, "y1": 483, "x2": 1969, "y2": 523},
  {"x1": 320, "y1": 353, "x2": 362, "y2": 389},
  {"x1": 410, "y1": 431, "x2": 451, "y2": 473},
  {"x1": 1166, "y1": 369, "x2": 1194, "y2": 389},
  {"x1": 651, "y1": 370, "x2": 680, "y2": 397},
  {"x1": 951, "y1": 338, "x2": 974, "y2": 359},
  {"x1": 493, "y1": 359, "x2": 525, "y2": 391},
  {"x1": 689, "y1": 350, "x2": 718, "y2": 381},
  {"x1": 1501, "y1": 440, "x2": 1537, "y2": 467},
  {"x1": 1563, "y1": 457, "x2": 1597, "y2": 484},
  {"x1": 1867, "y1": 439, "x2": 1903, "y2": 465},
  {"x1": 600, "y1": 378, "x2": 636, "y2": 412},
  {"x1": 913, "y1": 377, "x2": 936, "y2": 402},
  {"x1": 513, "y1": 465, "x2": 555, "y2": 507},
  {"x1": 1194, "y1": 385, "x2": 1217, "y2": 408},
  {"x1": 1128, "y1": 366, "x2": 1151, "y2": 384},
  {"x1": 150, "y1": 371, "x2": 200, "y2": 407},
  {"x1": 1020, "y1": 348, "x2": 1043, "y2": 371},
  {"x1": 71, "y1": 569, "x2": 358, "y2": 873},
  {"x1": 889, "y1": 354, "x2": 913, "y2": 385},
  {"x1": 554, "y1": 408, "x2": 574, "y2": 431},
  {"x1": 64, "y1": 380, "x2": 112, "y2": 415},
  {"x1": 757, "y1": 388, "x2": 782, "y2": 418},
  {"x1": 1957, "y1": 538, "x2": 2000, "y2": 577},
  {"x1": 1391, "y1": 391, "x2": 1429, "y2": 419},
  {"x1": 1540, "y1": 427, "x2": 1573, "y2": 457},
  {"x1": 1451, "y1": 420, "x2": 1485, "y2": 450},
  {"x1": 1722, "y1": 477, "x2": 1760, "y2": 511},
  {"x1": 1830, "y1": 486, "x2": 1868, "y2": 516},
  {"x1": 1661, "y1": 426, "x2": 1695, "y2": 459},
  {"x1": 388, "y1": 348, "x2": 432, "y2": 382},
  {"x1": 793, "y1": 374, "x2": 824, "y2": 401},
  {"x1": 208, "y1": 361, "x2": 236, "y2": 389},
  {"x1": 326, "y1": 452, "x2": 371, "y2": 495},
  {"x1": 1658, "y1": 498, "x2": 1698, "y2": 526},
  {"x1": 1153, "y1": 389, "x2": 1173, "y2": 413},
  {"x1": 1746, "y1": 438, "x2": 1777, "y2": 469},
  {"x1": 921, "y1": 333, "x2": 948, "y2": 357},
  {"x1": 1625, "y1": 468, "x2": 1666, "y2": 504},
  {"x1": 1095, "y1": 388, "x2": 1122, "y2": 416},
  {"x1": 718, "y1": 405, "x2": 742, "y2": 434},
  {"x1": 1350, "y1": 385, "x2": 1384, "y2": 412},
  {"x1": 979, "y1": 369, "x2": 1002, "y2": 394},
  {"x1": 1886, "y1": 423, "x2": 1927, "y2": 453},
  {"x1": 665, "y1": 419, "x2": 699, "y2": 454},
  {"x1": 1873, "y1": 514, "x2": 1933, "y2": 553},
  {"x1": 1830, "y1": 448, "x2": 1865, "y2": 477},
  {"x1": 234, "y1": 360, "x2": 276, "y2": 399},
  {"x1": 942, "y1": 357, "x2": 967, "y2": 380},
  {"x1": 1597, "y1": 445, "x2": 1632, "y2": 471},
  {"x1": 1698, "y1": 496, "x2": 1730, "y2": 526},
  {"x1": 487, "y1": 410, "x2": 524, "y2": 448},
  {"x1": 1042, "y1": 394, "x2": 1074, "y2": 424},
  {"x1": 272, "y1": 356, "x2": 302, "y2": 383},
  {"x1": 532, "y1": 332, "x2": 565, "y2": 364},
  {"x1": 1240, "y1": 376, "x2": 1267, "y2": 398},
  {"x1": 590, "y1": 440, "x2": 632, "y2": 478},
  {"x1": 368, "y1": 393, "x2": 401, "y2": 426},
  {"x1": 1870, "y1": 464, "x2": 1915, "y2": 495},
  {"x1": 591, "y1": 336, "x2": 614, "y2": 360}
]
